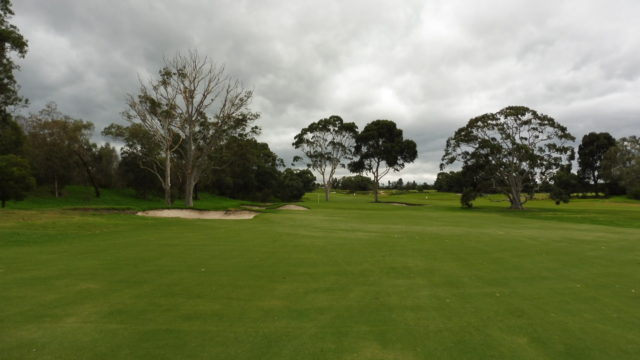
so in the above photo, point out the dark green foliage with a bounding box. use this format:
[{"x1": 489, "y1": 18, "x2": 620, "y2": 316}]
[
  {"x1": 433, "y1": 171, "x2": 465, "y2": 193},
  {"x1": 337, "y1": 175, "x2": 374, "y2": 191},
  {"x1": 205, "y1": 137, "x2": 283, "y2": 202},
  {"x1": 103, "y1": 123, "x2": 166, "y2": 198},
  {"x1": 549, "y1": 166, "x2": 580, "y2": 205},
  {"x1": 0, "y1": 0, "x2": 28, "y2": 113},
  {"x1": 0, "y1": 154, "x2": 34, "y2": 207},
  {"x1": 442, "y1": 106, "x2": 575, "y2": 209},
  {"x1": 277, "y1": 168, "x2": 316, "y2": 201},
  {"x1": 0, "y1": 112, "x2": 24, "y2": 155},
  {"x1": 602, "y1": 136, "x2": 640, "y2": 199},
  {"x1": 24, "y1": 103, "x2": 100, "y2": 197},
  {"x1": 349, "y1": 120, "x2": 417, "y2": 202},
  {"x1": 577, "y1": 132, "x2": 616, "y2": 196},
  {"x1": 293, "y1": 115, "x2": 358, "y2": 201},
  {"x1": 94, "y1": 143, "x2": 120, "y2": 188}
]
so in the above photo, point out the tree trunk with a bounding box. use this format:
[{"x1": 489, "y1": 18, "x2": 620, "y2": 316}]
[
  {"x1": 509, "y1": 190, "x2": 524, "y2": 210},
  {"x1": 194, "y1": 183, "x2": 199, "y2": 201},
  {"x1": 164, "y1": 152, "x2": 172, "y2": 206},
  {"x1": 54, "y1": 175, "x2": 59, "y2": 198},
  {"x1": 184, "y1": 133, "x2": 194, "y2": 207},
  {"x1": 373, "y1": 176, "x2": 379, "y2": 203},
  {"x1": 324, "y1": 183, "x2": 330, "y2": 201},
  {"x1": 593, "y1": 174, "x2": 599, "y2": 197},
  {"x1": 185, "y1": 176, "x2": 194, "y2": 207},
  {"x1": 76, "y1": 152, "x2": 100, "y2": 198}
]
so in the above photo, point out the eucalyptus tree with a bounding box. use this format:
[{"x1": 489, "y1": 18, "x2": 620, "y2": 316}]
[
  {"x1": 123, "y1": 70, "x2": 181, "y2": 205},
  {"x1": 163, "y1": 51, "x2": 259, "y2": 207},
  {"x1": 293, "y1": 115, "x2": 358, "y2": 201},
  {"x1": 348, "y1": 120, "x2": 417, "y2": 202},
  {"x1": 602, "y1": 136, "x2": 640, "y2": 199},
  {"x1": 0, "y1": 0, "x2": 28, "y2": 114},
  {"x1": 441, "y1": 106, "x2": 575, "y2": 209},
  {"x1": 577, "y1": 132, "x2": 616, "y2": 197}
]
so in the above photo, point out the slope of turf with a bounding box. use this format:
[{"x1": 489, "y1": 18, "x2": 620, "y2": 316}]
[{"x1": 1, "y1": 190, "x2": 639, "y2": 359}]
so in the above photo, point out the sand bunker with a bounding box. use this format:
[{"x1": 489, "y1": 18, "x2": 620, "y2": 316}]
[
  {"x1": 137, "y1": 209, "x2": 258, "y2": 220},
  {"x1": 388, "y1": 202, "x2": 408, "y2": 206},
  {"x1": 277, "y1": 205, "x2": 309, "y2": 211},
  {"x1": 241, "y1": 205, "x2": 267, "y2": 210}
]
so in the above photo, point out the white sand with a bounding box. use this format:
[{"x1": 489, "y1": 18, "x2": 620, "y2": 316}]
[
  {"x1": 277, "y1": 205, "x2": 309, "y2": 211},
  {"x1": 241, "y1": 205, "x2": 267, "y2": 210},
  {"x1": 136, "y1": 209, "x2": 258, "y2": 220}
]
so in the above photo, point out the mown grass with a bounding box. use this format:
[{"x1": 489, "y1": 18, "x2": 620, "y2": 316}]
[{"x1": 1, "y1": 188, "x2": 639, "y2": 359}]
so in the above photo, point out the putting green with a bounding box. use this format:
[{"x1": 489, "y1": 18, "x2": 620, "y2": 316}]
[{"x1": 1, "y1": 189, "x2": 639, "y2": 359}]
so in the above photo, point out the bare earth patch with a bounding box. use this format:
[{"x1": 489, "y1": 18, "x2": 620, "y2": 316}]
[
  {"x1": 136, "y1": 209, "x2": 258, "y2": 220},
  {"x1": 388, "y1": 202, "x2": 408, "y2": 206},
  {"x1": 277, "y1": 205, "x2": 309, "y2": 211}
]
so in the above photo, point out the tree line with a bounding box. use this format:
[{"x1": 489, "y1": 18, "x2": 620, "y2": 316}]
[{"x1": 1, "y1": 0, "x2": 639, "y2": 210}]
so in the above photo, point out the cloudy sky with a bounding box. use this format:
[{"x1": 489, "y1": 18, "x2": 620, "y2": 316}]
[{"x1": 12, "y1": 0, "x2": 640, "y2": 182}]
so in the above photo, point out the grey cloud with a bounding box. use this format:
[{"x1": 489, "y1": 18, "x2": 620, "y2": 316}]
[{"x1": 12, "y1": 0, "x2": 640, "y2": 183}]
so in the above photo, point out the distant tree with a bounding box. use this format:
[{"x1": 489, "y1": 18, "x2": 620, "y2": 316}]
[
  {"x1": 0, "y1": 0, "x2": 28, "y2": 113},
  {"x1": 395, "y1": 178, "x2": 404, "y2": 190},
  {"x1": 433, "y1": 171, "x2": 465, "y2": 193},
  {"x1": 0, "y1": 154, "x2": 35, "y2": 207},
  {"x1": 577, "y1": 132, "x2": 616, "y2": 197},
  {"x1": 0, "y1": 112, "x2": 24, "y2": 155},
  {"x1": 123, "y1": 68, "x2": 182, "y2": 205},
  {"x1": 293, "y1": 115, "x2": 358, "y2": 201},
  {"x1": 602, "y1": 136, "x2": 640, "y2": 199},
  {"x1": 549, "y1": 165, "x2": 580, "y2": 205},
  {"x1": 103, "y1": 123, "x2": 167, "y2": 197},
  {"x1": 442, "y1": 106, "x2": 574, "y2": 210},
  {"x1": 24, "y1": 103, "x2": 100, "y2": 197},
  {"x1": 339, "y1": 175, "x2": 374, "y2": 192},
  {"x1": 94, "y1": 143, "x2": 119, "y2": 188},
  {"x1": 277, "y1": 168, "x2": 316, "y2": 201},
  {"x1": 349, "y1": 120, "x2": 417, "y2": 202},
  {"x1": 205, "y1": 137, "x2": 283, "y2": 202}
]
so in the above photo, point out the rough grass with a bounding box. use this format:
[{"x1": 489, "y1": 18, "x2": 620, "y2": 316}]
[{"x1": 1, "y1": 188, "x2": 639, "y2": 359}]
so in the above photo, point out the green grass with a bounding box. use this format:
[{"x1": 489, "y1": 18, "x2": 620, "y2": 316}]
[{"x1": 1, "y1": 188, "x2": 639, "y2": 359}]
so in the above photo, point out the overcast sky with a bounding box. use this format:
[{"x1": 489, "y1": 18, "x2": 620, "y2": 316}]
[{"x1": 12, "y1": 0, "x2": 640, "y2": 182}]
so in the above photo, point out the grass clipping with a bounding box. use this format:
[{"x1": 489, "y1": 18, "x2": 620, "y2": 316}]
[{"x1": 137, "y1": 209, "x2": 258, "y2": 220}]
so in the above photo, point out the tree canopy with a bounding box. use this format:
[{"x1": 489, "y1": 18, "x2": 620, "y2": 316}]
[
  {"x1": 0, "y1": 0, "x2": 28, "y2": 113},
  {"x1": 441, "y1": 106, "x2": 575, "y2": 209},
  {"x1": 0, "y1": 154, "x2": 34, "y2": 207},
  {"x1": 602, "y1": 136, "x2": 640, "y2": 199},
  {"x1": 349, "y1": 120, "x2": 417, "y2": 202},
  {"x1": 293, "y1": 115, "x2": 358, "y2": 201},
  {"x1": 577, "y1": 132, "x2": 616, "y2": 197}
]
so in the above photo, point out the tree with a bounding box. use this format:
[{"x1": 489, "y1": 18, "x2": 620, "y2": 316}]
[
  {"x1": 157, "y1": 51, "x2": 260, "y2": 207},
  {"x1": 549, "y1": 165, "x2": 580, "y2": 205},
  {"x1": 123, "y1": 69, "x2": 182, "y2": 205},
  {"x1": 349, "y1": 120, "x2": 417, "y2": 202},
  {"x1": 0, "y1": 0, "x2": 28, "y2": 114},
  {"x1": 102, "y1": 123, "x2": 167, "y2": 197},
  {"x1": 24, "y1": 103, "x2": 101, "y2": 197},
  {"x1": 293, "y1": 115, "x2": 358, "y2": 201},
  {"x1": 338, "y1": 175, "x2": 374, "y2": 192},
  {"x1": 277, "y1": 168, "x2": 316, "y2": 201},
  {"x1": 94, "y1": 143, "x2": 119, "y2": 188},
  {"x1": 204, "y1": 137, "x2": 283, "y2": 202},
  {"x1": 602, "y1": 136, "x2": 640, "y2": 199},
  {"x1": 0, "y1": 111, "x2": 24, "y2": 155},
  {"x1": 0, "y1": 154, "x2": 35, "y2": 207},
  {"x1": 441, "y1": 106, "x2": 575, "y2": 210},
  {"x1": 577, "y1": 132, "x2": 616, "y2": 197}
]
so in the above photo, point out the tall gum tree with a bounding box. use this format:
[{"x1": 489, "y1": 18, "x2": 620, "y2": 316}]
[
  {"x1": 123, "y1": 70, "x2": 181, "y2": 205},
  {"x1": 441, "y1": 106, "x2": 575, "y2": 210},
  {"x1": 293, "y1": 115, "x2": 358, "y2": 201},
  {"x1": 348, "y1": 120, "x2": 417, "y2": 202},
  {"x1": 162, "y1": 51, "x2": 259, "y2": 207}
]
